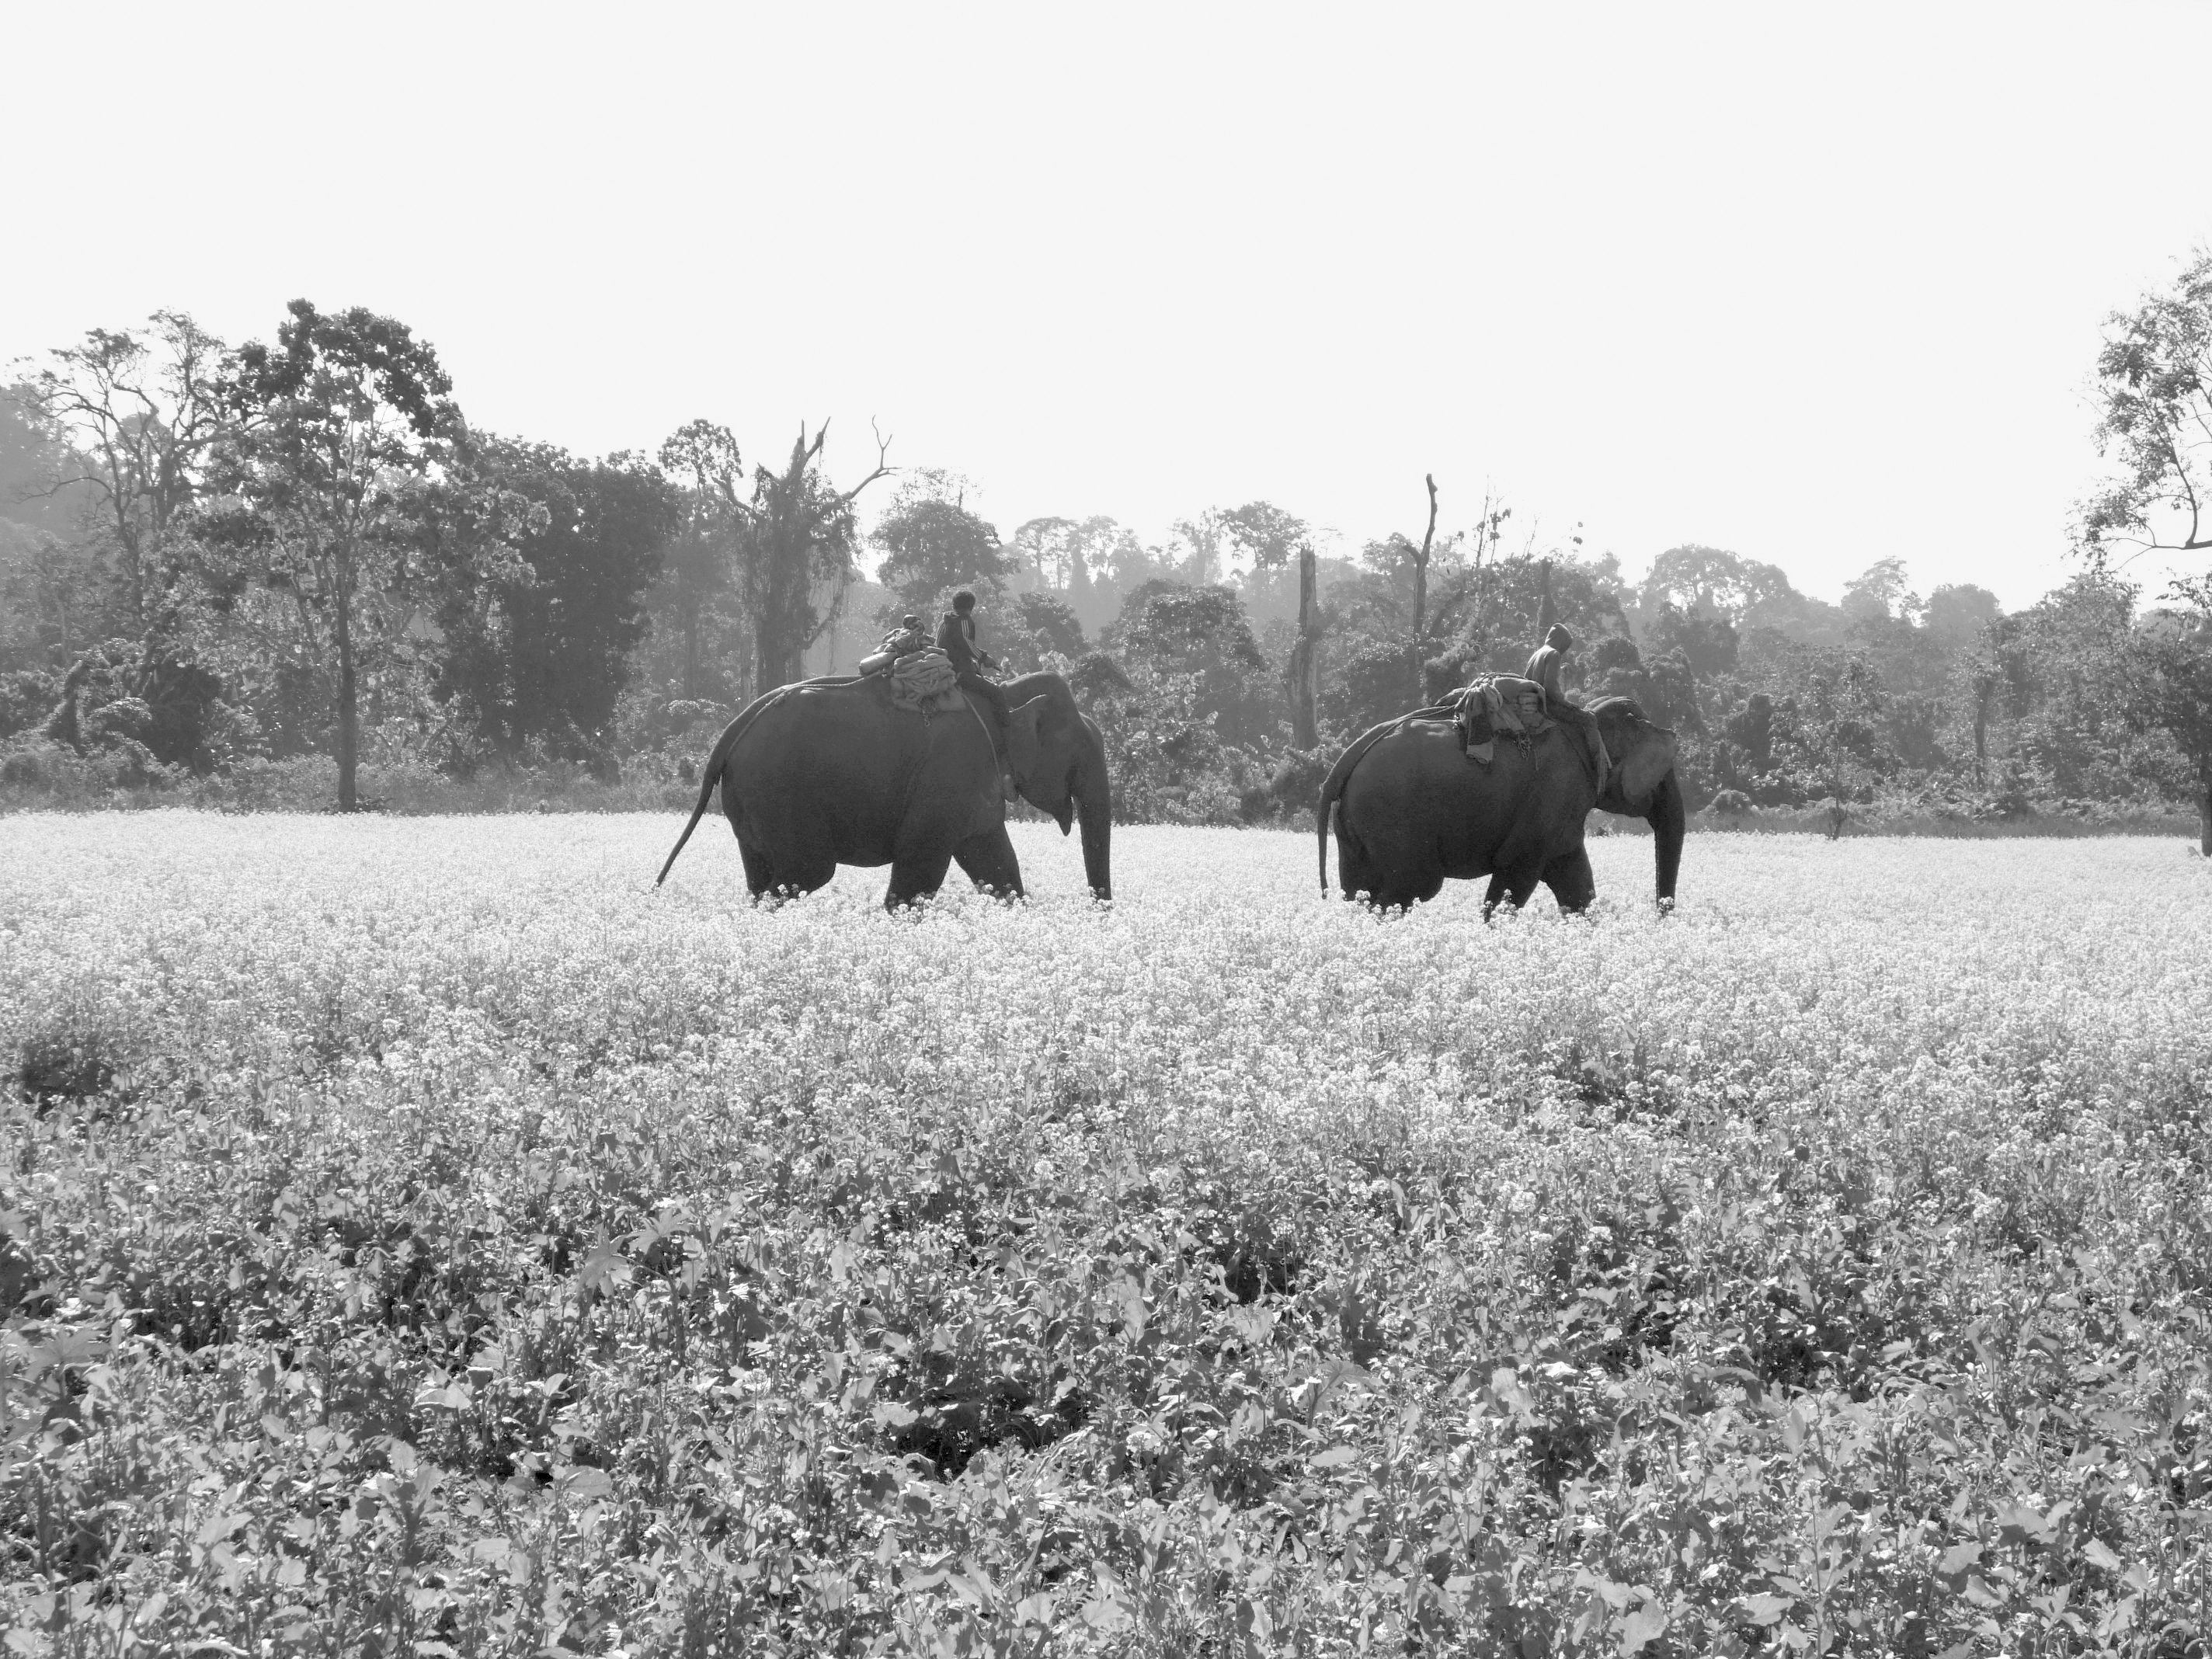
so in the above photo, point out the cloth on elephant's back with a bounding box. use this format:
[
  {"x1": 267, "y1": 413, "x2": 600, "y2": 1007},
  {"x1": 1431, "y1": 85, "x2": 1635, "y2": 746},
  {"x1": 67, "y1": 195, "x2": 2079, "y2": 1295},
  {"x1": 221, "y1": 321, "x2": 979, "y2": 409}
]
[
  {"x1": 1445, "y1": 674, "x2": 1609, "y2": 795},
  {"x1": 887, "y1": 649, "x2": 965, "y2": 715},
  {"x1": 1446, "y1": 674, "x2": 1553, "y2": 763}
]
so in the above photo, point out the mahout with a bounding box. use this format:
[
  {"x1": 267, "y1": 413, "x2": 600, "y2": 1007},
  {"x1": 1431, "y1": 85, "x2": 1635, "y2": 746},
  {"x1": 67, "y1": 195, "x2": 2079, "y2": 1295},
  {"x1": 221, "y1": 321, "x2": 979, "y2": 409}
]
[
  {"x1": 1317, "y1": 693, "x2": 1683, "y2": 916},
  {"x1": 656, "y1": 669, "x2": 1111, "y2": 909}
]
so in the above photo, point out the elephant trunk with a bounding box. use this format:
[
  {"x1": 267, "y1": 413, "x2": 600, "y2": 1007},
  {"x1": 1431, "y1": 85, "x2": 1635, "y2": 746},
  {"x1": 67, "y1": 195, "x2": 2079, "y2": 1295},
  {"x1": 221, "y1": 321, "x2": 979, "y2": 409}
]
[
  {"x1": 1076, "y1": 722, "x2": 1113, "y2": 900},
  {"x1": 1647, "y1": 768, "x2": 1685, "y2": 909}
]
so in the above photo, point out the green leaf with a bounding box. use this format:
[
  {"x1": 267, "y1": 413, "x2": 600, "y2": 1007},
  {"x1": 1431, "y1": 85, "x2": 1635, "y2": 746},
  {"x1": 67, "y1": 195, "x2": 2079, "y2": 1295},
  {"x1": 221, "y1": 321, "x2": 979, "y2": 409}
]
[
  {"x1": 1620, "y1": 1603, "x2": 1668, "y2": 1654},
  {"x1": 1742, "y1": 1593, "x2": 1793, "y2": 1626}
]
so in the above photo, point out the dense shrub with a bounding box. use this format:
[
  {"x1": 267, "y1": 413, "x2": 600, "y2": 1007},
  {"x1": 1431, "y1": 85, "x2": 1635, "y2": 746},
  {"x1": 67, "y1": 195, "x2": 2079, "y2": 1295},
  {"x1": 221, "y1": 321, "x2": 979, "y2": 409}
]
[{"x1": 2, "y1": 822, "x2": 2209, "y2": 1654}]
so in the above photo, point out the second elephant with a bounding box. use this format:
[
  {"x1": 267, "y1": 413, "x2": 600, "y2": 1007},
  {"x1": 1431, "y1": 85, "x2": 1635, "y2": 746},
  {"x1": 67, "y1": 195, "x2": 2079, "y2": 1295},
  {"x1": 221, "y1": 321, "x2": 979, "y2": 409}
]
[{"x1": 1319, "y1": 695, "x2": 1683, "y2": 913}]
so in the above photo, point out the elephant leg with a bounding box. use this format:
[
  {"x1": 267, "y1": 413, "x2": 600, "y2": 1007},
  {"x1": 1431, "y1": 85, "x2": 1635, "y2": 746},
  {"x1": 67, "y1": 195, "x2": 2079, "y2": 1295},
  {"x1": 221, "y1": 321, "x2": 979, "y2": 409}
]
[
  {"x1": 1481, "y1": 866, "x2": 1542, "y2": 919},
  {"x1": 953, "y1": 825, "x2": 1025, "y2": 899},
  {"x1": 1541, "y1": 847, "x2": 1595, "y2": 914},
  {"x1": 736, "y1": 836, "x2": 777, "y2": 899},
  {"x1": 760, "y1": 849, "x2": 836, "y2": 902},
  {"x1": 884, "y1": 844, "x2": 956, "y2": 909}
]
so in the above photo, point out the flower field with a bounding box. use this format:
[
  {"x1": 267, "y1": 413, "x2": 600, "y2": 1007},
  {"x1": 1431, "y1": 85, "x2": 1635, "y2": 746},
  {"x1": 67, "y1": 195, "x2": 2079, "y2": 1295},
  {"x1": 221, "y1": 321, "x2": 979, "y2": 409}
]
[{"x1": 4, "y1": 812, "x2": 2210, "y2": 1656}]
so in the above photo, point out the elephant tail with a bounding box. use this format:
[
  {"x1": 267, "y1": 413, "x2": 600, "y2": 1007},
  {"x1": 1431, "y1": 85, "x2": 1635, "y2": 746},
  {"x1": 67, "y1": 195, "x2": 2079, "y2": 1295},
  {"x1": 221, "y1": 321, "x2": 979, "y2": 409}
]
[
  {"x1": 1315, "y1": 717, "x2": 1395, "y2": 891},
  {"x1": 654, "y1": 690, "x2": 787, "y2": 887},
  {"x1": 1316, "y1": 709, "x2": 1454, "y2": 892}
]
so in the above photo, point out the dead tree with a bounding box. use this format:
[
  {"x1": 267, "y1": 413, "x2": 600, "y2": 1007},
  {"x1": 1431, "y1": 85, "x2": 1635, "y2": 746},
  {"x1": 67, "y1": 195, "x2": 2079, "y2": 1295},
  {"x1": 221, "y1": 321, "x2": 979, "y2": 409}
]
[
  {"x1": 1410, "y1": 473, "x2": 1438, "y2": 706},
  {"x1": 1288, "y1": 540, "x2": 1321, "y2": 748},
  {"x1": 741, "y1": 420, "x2": 892, "y2": 692}
]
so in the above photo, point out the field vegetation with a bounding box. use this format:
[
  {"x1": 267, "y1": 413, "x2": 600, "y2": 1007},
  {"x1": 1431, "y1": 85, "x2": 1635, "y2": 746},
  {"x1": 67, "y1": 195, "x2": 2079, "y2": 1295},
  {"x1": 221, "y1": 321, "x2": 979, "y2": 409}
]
[{"x1": 4, "y1": 816, "x2": 2210, "y2": 1655}]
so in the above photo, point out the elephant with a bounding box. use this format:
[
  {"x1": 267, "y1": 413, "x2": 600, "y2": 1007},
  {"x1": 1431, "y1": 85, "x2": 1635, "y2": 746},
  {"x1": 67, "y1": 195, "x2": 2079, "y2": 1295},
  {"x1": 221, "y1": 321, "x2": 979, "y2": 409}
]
[
  {"x1": 656, "y1": 669, "x2": 1111, "y2": 909},
  {"x1": 1317, "y1": 695, "x2": 1683, "y2": 914}
]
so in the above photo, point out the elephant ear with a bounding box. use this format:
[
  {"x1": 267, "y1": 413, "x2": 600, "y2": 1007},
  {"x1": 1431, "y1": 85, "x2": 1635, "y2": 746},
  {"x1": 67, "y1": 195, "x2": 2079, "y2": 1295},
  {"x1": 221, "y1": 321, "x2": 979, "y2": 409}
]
[
  {"x1": 1588, "y1": 697, "x2": 1675, "y2": 810},
  {"x1": 1009, "y1": 695, "x2": 1050, "y2": 784}
]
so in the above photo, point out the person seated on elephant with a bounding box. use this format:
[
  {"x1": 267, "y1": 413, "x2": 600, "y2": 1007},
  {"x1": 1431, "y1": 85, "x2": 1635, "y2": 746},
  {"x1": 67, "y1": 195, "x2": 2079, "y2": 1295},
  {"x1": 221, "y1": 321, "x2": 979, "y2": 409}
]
[
  {"x1": 937, "y1": 589, "x2": 1010, "y2": 732},
  {"x1": 1525, "y1": 624, "x2": 1574, "y2": 714}
]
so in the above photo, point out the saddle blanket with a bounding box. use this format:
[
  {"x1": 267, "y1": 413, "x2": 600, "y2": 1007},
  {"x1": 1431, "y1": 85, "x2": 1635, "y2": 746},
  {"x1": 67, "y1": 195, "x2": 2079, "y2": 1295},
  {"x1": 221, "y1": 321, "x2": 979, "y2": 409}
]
[
  {"x1": 1442, "y1": 673, "x2": 1553, "y2": 762},
  {"x1": 1440, "y1": 673, "x2": 1608, "y2": 794},
  {"x1": 888, "y1": 649, "x2": 964, "y2": 715}
]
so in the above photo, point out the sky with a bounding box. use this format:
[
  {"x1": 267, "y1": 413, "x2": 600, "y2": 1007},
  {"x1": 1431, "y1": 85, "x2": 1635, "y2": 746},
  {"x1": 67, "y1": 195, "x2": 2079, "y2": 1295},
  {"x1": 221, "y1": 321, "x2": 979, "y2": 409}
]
[{"x1": 5, "y1": 1, "x2": 2210, "y2": 610}]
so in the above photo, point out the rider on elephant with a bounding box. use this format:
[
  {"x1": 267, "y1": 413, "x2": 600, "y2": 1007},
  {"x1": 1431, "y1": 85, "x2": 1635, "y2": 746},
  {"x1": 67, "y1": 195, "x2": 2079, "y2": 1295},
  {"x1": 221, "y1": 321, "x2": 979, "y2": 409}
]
[
  {"x1": 1525, "y1": 623, "x2": 1574, "y2": 714},
  {"x1": 937, "y1": 590, "x2": 1011, "y2": 732},
  {"x1": 1523, "y1": 622, "x2": 1609, "y2": 795}
]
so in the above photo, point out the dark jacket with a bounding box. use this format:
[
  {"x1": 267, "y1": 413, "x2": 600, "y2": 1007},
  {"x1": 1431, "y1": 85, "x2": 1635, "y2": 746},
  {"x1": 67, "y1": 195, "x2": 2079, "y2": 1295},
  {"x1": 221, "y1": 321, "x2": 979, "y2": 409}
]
[
  {"x1": 1525, "y1": 642, "x2": 1568, "y2": 708},
  {"x1": 937, "y1": 610, "x2": 990, "y2": 675}
]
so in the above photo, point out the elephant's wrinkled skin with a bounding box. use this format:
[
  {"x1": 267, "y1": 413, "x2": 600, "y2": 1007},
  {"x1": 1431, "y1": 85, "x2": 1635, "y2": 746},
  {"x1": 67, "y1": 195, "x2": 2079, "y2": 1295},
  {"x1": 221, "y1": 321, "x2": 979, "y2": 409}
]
[
  {"x1": 1318, "y1": 696, "x2": 1683, "y2": 913},
  {"x1": 656, "y1": 670, "x2": 1111, "y2": 908}
]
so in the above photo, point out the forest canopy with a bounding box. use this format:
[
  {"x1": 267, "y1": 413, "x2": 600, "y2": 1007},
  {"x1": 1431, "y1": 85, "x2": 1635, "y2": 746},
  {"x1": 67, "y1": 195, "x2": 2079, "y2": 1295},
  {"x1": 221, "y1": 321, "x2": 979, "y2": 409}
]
[{"x1": 9, "y1": 263, "x2": 2212, "y2": 843}]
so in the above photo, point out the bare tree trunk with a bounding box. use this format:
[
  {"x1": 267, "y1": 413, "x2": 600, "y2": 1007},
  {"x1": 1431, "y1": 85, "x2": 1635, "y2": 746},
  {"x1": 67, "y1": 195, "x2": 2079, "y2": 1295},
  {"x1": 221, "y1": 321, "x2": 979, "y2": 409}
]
[
  {"x1": 335, "y1": 599, "x2": 358, "y2": 812},
  {"x1": 1536, "y1": 558, "x2": 1556, "y2": 640},
  {"x1": 2200, "y1": 771, "x2": 2211, "y2": 858},
  {"x1": 1410, "y1": 475, "x2": 1438, "y2": 706},
  {"x1": 1289, "y1": 542, "x2": 1320, "y2": 749}
]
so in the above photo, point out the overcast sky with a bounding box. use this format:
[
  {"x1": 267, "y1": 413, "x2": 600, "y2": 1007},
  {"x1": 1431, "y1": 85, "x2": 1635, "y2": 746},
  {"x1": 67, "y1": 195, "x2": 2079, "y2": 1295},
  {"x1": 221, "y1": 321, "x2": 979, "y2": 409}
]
[{"x1": 7, "y1": 2, "x2": 2210, "y2": 610}]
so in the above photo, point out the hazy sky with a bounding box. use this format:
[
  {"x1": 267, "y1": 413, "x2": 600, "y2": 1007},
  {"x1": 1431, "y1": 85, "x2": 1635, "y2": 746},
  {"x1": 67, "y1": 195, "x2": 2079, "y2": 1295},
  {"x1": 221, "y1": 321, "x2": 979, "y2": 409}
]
[{"x1": 7, "y1": 2, "x2": 2210, "y2": 610}]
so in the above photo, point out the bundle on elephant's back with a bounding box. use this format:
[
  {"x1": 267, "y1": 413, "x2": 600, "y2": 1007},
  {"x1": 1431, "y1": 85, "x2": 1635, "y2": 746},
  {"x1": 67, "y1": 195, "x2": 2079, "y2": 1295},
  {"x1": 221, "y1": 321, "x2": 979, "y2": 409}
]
[
  {"x1": 1316, "y1": 694, "x2": 1682, "y2": 916},
  {"x1": 655, "y1": 669, "x2": 1112, "y2": 909}
]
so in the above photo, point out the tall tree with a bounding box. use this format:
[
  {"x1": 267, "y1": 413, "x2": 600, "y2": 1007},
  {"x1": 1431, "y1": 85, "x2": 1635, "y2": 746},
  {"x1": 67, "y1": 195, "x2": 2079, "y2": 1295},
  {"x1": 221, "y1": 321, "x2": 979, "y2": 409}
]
[
  {"x1": 746, "y1": 423, "x2": 890, "y2": 689},
  {"x1": 0, "y1": 389, "x2": 96, "y2": 534},
  {"x1": 2119, "y1": 576, "x2": 2212, "y2": 852},
  {"x1": 871, "y1": 468, "x2": 1011, "y2": 622},
  {"x1": 1287, "y1": 541, "x2": 1320, "y2": 747},
  {"x1": 193, "y1": 300, "x2": 490, "y2": 810},
  {"x1": 15, "y1": 313, "x2": 231, "y2": 631},
  {"x1": 1410, "y1": 475, "x2": 1438, "y2": 704},
  {"x1": 1010, "y1": 516, "x2": 1079, "y2": 588},
  {"x1": 1167, "y1": 508, "x2": 1231, "y2": 585},
  {"x1": 1638, "y1": 544, "x2": 1800, "y2": 620},
  {"x1": 655, "y1": 420, "x2": 752, "y2": 699},
  {"x1": 2081, "y1": 249, "x2": 2212, "y2": 561},
  {"x1": 436, "y1": 440, "x2": 677, "y2": 760},
  {"x1": 1109, "y1": 582, "x2": 1276, "y2": 745},
  {"x1": 1841, "y1": 556, "x2": 1918, "y2": 624},
  {"x1": 1216, "y1": 501, "x2": 1309, "y2": 571}
]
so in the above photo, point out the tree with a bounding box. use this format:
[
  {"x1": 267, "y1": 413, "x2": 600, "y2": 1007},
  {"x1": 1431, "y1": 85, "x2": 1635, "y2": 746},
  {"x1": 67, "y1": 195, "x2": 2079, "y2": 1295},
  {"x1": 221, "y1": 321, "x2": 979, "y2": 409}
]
[
  {"x1": 1841, "y1": 556, "x2": 1917, "y2": 624},
  {"x1": 871, "y1": 470, "x2": 1011, "y2": 621},
  {"x1": 994, "y1": 591, "x2": 1087, "y2": 673},
  {"x1": 653, "y1": 420, "x2": 753, "y2": 701},
  {"x1": 1109, "y1": 582, "x2": 1276, "y2": 745},
  {"x1": 2081, "y1": 249, "x2": 2212, "y2": 561},
  {"x1": 742, "y1": 423, "x2": 892, "y2": 692},
  {"x1": 0, "y1": 389, "x2": 97, "y2": 535},
  {"x1": 1167, "y1": 509, "x2": 1231, "y2": 585},
  {"x1": 1217, "y1": 501, "x2": 1309, "y2": 570},
  {"x1": 15, "y1": 313, "x2": 231, "y2": 631},
  {"x1": 2128, "y1": 578, "x2": 2212, "y2": 852},
  {"x1": 1645, "y1": 601, "x2": 1740, "y2": 680},
  {"x1": 1010, "y1": 516, "x2": 1079, "y2": 589},
  {"x1": 436, "y1": 440, "x2": 677, "y2": 761},
  {"x1": 1409, "y1": 475, "x2": 1438, "y2": 704},
  {"x1": 1924, "y1": 583, "x2": 2002, "y2": 649},
  {"x1": 1287, "y1": 543, "x2": 1321, "y2": 748},
  {"x1": 1639, "y1": 544, "x2": 1799, "y2": 621},
  {"x1": 193, "y1": 300, "x2": 495, "y2": 810},
  {"x1": 0, "y1": 521, "x2": 104, "y2": 666}
]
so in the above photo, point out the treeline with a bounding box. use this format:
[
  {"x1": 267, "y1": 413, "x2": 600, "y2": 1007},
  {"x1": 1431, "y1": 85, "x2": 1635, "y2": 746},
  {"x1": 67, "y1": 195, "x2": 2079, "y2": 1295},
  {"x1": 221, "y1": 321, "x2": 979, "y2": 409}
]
[{"x1": 7, "y1": 257, "x2": 2212, "y2": 841}]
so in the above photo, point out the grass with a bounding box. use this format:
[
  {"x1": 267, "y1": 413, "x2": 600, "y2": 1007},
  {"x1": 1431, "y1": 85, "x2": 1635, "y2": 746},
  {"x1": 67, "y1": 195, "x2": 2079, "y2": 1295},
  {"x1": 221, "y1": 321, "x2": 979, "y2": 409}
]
[{"x1": 3, "y1": 815, "x2": 2210, "y2": 1655}]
